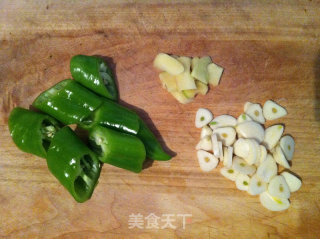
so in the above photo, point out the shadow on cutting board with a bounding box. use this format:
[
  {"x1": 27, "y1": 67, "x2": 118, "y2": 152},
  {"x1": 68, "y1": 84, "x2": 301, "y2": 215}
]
[{"x1": 314, "y1": 49, "x2": 320, "y2": 122}]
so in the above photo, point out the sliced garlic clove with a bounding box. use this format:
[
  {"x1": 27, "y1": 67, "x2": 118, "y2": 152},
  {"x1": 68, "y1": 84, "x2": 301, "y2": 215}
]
[
  {"x1": 260, "y1": 192, "x2": 290, "y2": 211},
  {"x1": 196, "y1": 135, "x2": 212, "y2": 151},
  {"x1": 214, "y1": 127, "x2": 236, "y2": 146},
  {"x1": 263, "y1": 124, "x2": 284, "y2": 150},
  {"x1": 195, "y1": 140, "x2": 202, "y2": 150},
  {"x1": 153, "y1": 53, "x2": 184, "y2": 75},
  {"x1": 195, "y1": 108, "x2": 213, "y2": 128},
  {"x1": 281, "y1": 171, "x2": 302, "y2": 192},
  {"x1": 244, "y1": 102, "x2": 253, "y2": 112},
  {"x1": 200, "y1": 125, "x2": 213, "y2": 139},
  {"x1": 223, "y1": 146, "x2": 233, "y2": 168},
  {"x1": 259, "y1": 145, "x2": 267, "y2": 164},
  {"x1": 236, "y1": 174, "x2": 251, "y2": 191},
  {"x1": 209, "y1": 114, "x2": 237, "y2": 130},
  {"x1": 220, "y1": 167, "x2": 239, "y2": 181},
  {"x1": 245, "y1": 103, "x2": 265, "y2": 124},
  {"x1": 197, "y1": 150, "x2": 219, "y2": 172},
  {"x1": 279, "y1": 135, "x2": 295, "y2": 161},
  {"x1": 237, "y1": 113, "x2": 253, "y2": 123},
  {"x1": 248, "y1": 174, "x2": 267, "y2": 195},
  {"x1": 244, "y1": 139, "x2": 259, "y2": 165},
  {"x1": 273, "y1": 145, "x2": 290, "y2": 169},
  {"x1": 232, "y1": 156, "x2": 256, "y2": 176},
  {"x1": 234, "y1": 138, "x2": 250, "y2": 158},
  {"x1": 211, "y1": 133, "x2": 220, "y2": 158},
  {"x1": 263, "y1": 100, "x2": 287, "y2": 121},
  {"x1": 268, "y1": 175, "x2": 290, "y2": 199},
  {"x1": 236, "y1": 121, "x2": 265, "y2": 143},
  {"x1": 218, "y1": 141, "x2": 223, "y2": 161},
  {"x1": 256, "y1": 154, "x2": 277, "y2": 183}
]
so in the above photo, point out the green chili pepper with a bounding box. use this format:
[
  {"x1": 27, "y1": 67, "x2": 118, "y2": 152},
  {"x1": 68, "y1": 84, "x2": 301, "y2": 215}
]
[
  {"x1": 137, "y1": 119, "x2": 171, "y2": 161},
  {"x1": 8, "y1": 107, "x2": 60, "y2": 158},
  {"x1": 47, "y1": 126, "x2": 101, "y2": 203},
  {"x1": 89, "y1": 126, "x2": 146, "y2": 173},
  {"x1": 80, "y1": 100, "x2": 140, "y2": 135},
  {"x1": 32, "y1": 79, "x2": 103, "y2": 125},
  {"x1": 70, "y1": 55, "x2": 118, "y2": 101}
]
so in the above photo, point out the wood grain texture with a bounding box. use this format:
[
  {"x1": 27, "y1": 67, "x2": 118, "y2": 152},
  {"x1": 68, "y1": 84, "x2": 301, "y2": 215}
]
[{"x1": 0, "y1": 1, "x2": 320, "y2": 238}]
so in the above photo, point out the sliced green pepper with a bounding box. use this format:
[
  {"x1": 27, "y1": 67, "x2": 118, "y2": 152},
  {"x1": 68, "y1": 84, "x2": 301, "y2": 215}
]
[
  {"x1": 89, "y1": 126, "x2": 146, "y2": 173},
  {"x1": 80, "y1": 100, "x2": 140, "y2": 135},
  {"x1": 70, "y1": 55, "x2": 118, "y2": 101},
  {"x1": 47, "y1": 126, "x2": 101, "y2": 203},
  {"x1": 32, "y1": 79, "x2": 103, "y2": 125},
  {"x1": 137, "y1": 119, "x2": 171, "y2": 161},
  {"x1": 8, "y1": 107, "x2": 60, "y2": 158}
]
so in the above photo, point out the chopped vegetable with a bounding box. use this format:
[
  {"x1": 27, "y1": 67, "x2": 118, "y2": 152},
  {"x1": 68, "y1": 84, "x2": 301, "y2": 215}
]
[
  {"x1": 70, "y1": 55, "x2": 118, "y2": 100},
  {"x1": 207, "y1": 62, "x2": 224, "y2": 86},
  {"x1": 197, "y1": 150, "x2": 219, "y2": 172},
  {"x1": 32, "y1": 79, "x2": 103, "y2": 125},
  {"x1": 237, "y1": 113, "x2": 252, "y2": 123},
  {"x1": 155, "y1": 54, "x2": 223, "y2": 103},
  {"x1": 248, "y1": 174, "x2": 267, "y2": 195},
  {"x1": 8, "y1": 107, "x2": 60, "y2": 158},
  {"x1": 223, "y1": 146, "x2": 233, "y2": 168},
  {"x1": 272, "y1": 145, "x2": 290, "y2": 168},
  {"x1": 234, "y1": 138, "x2": 250, "y2": 159},
  {"x1": 195, "y1": 81, "x2": 208, "y2": 95},
  {"x1": 236, "y1": 121, "x2": 265, "y2": 143},
  {"x1": 260, "y1": 192, "x2": 290, "y2": 211},
  {"x1": 258, "y1": 145, "x2": 267, "y2": 165},
  {"x1": 279, "y1": 135, "x2": 295, "y2": 161},
  {"x1": 263, "y1": 100, "x2": 287, "y2": 120},
  {"x1": 47, "y1": 127, "x2": 102, "y2": 203},
  {"x1": 200, "y1": 125, "x2": 213, "y2": 139},
  {"x1": 232, "y1": 156, "x2": 256, "y2": 176},
  {"x1": 170, "y1": 91, "x2": 193, "y2": 104},
  {"x1": 89, "y1": 126, "x2": 146, "y2": 173},
  {"x1": 176, "y1": 56, "x2": 197, "y2": 91},
  {"x1": 245, "y1": 103, "x2": 265, "y2": 124},
  {"x1": 214, "y1": 127, "x2": 236, "y2": 146},
  {"x1": 195, "y1": 108, "x2": 213, "y2": 128},
  {"x1": 263, "y1": 124, "x2": 284, "y2": 150},
  {"x1": 235, "y1": 174, "x2": 250, "y2": 191},
  {"x1": 256, "y1": 154, "x2": 277, "y2": 183},
  {"x1": 209, "y1": 114, "x2": 237, "y2": 130},
  {"x1": 191, "y1": 56, "x2": 211, "y2": 84},
  {"x1": 196, "y1": 135, "x2": 212, "y2": 151},
  {"x1": 153, "y1": 53, "x2": 184, "y2": 75},
  {"x1": 211, "y1": 133, "x2": 220, "y2": 158},
  {"x1": 194, "y1": 99, "x2": 300, "y2": 212},
  {"x1": 268, "y1": 175, "x2": 290, "y2": 199},
  {"x1": 220, "y1": 167, "x2": 238, "y2": 181},
  {"x1": 281, "y1": 172, "x2": 302, "y2": 192},
  {"x1": 159, "y1": 72, "x2": 178, "y2": 92}
]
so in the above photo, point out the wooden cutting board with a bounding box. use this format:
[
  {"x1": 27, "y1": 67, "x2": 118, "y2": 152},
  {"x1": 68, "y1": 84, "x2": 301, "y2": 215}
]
[{"x1": 1, "y1": 1, "x2": 320, "y2": 238}]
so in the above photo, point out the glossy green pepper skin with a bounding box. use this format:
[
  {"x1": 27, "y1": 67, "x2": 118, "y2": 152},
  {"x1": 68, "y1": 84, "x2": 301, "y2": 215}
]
[
  {"x1": 137, "y1": 119, "x2": 171, "y2": 161},
  {"x1": 89, "y1": 126, "x2": 146, "y2": 173},
  {"x1": 47, "y1": 126, "x2": 102, "y2": 203},
  {"x1": 80, "y1": 100, "x2": 140, "y2": 135},
  {"x1": 32, "y1": 79, "x2": 103, "y2": 125},
  {"x1": 70, "y1": 55, "x2": 118, "y2": 101},
  {"x1": 8, "y1": 107, "x2": 60, "y2": 158}
]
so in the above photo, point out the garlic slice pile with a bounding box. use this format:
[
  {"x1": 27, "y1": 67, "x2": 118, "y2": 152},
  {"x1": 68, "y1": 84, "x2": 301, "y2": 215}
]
[{"x1": 194, "y1": 100, "x2": 301, "y2": 211}]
